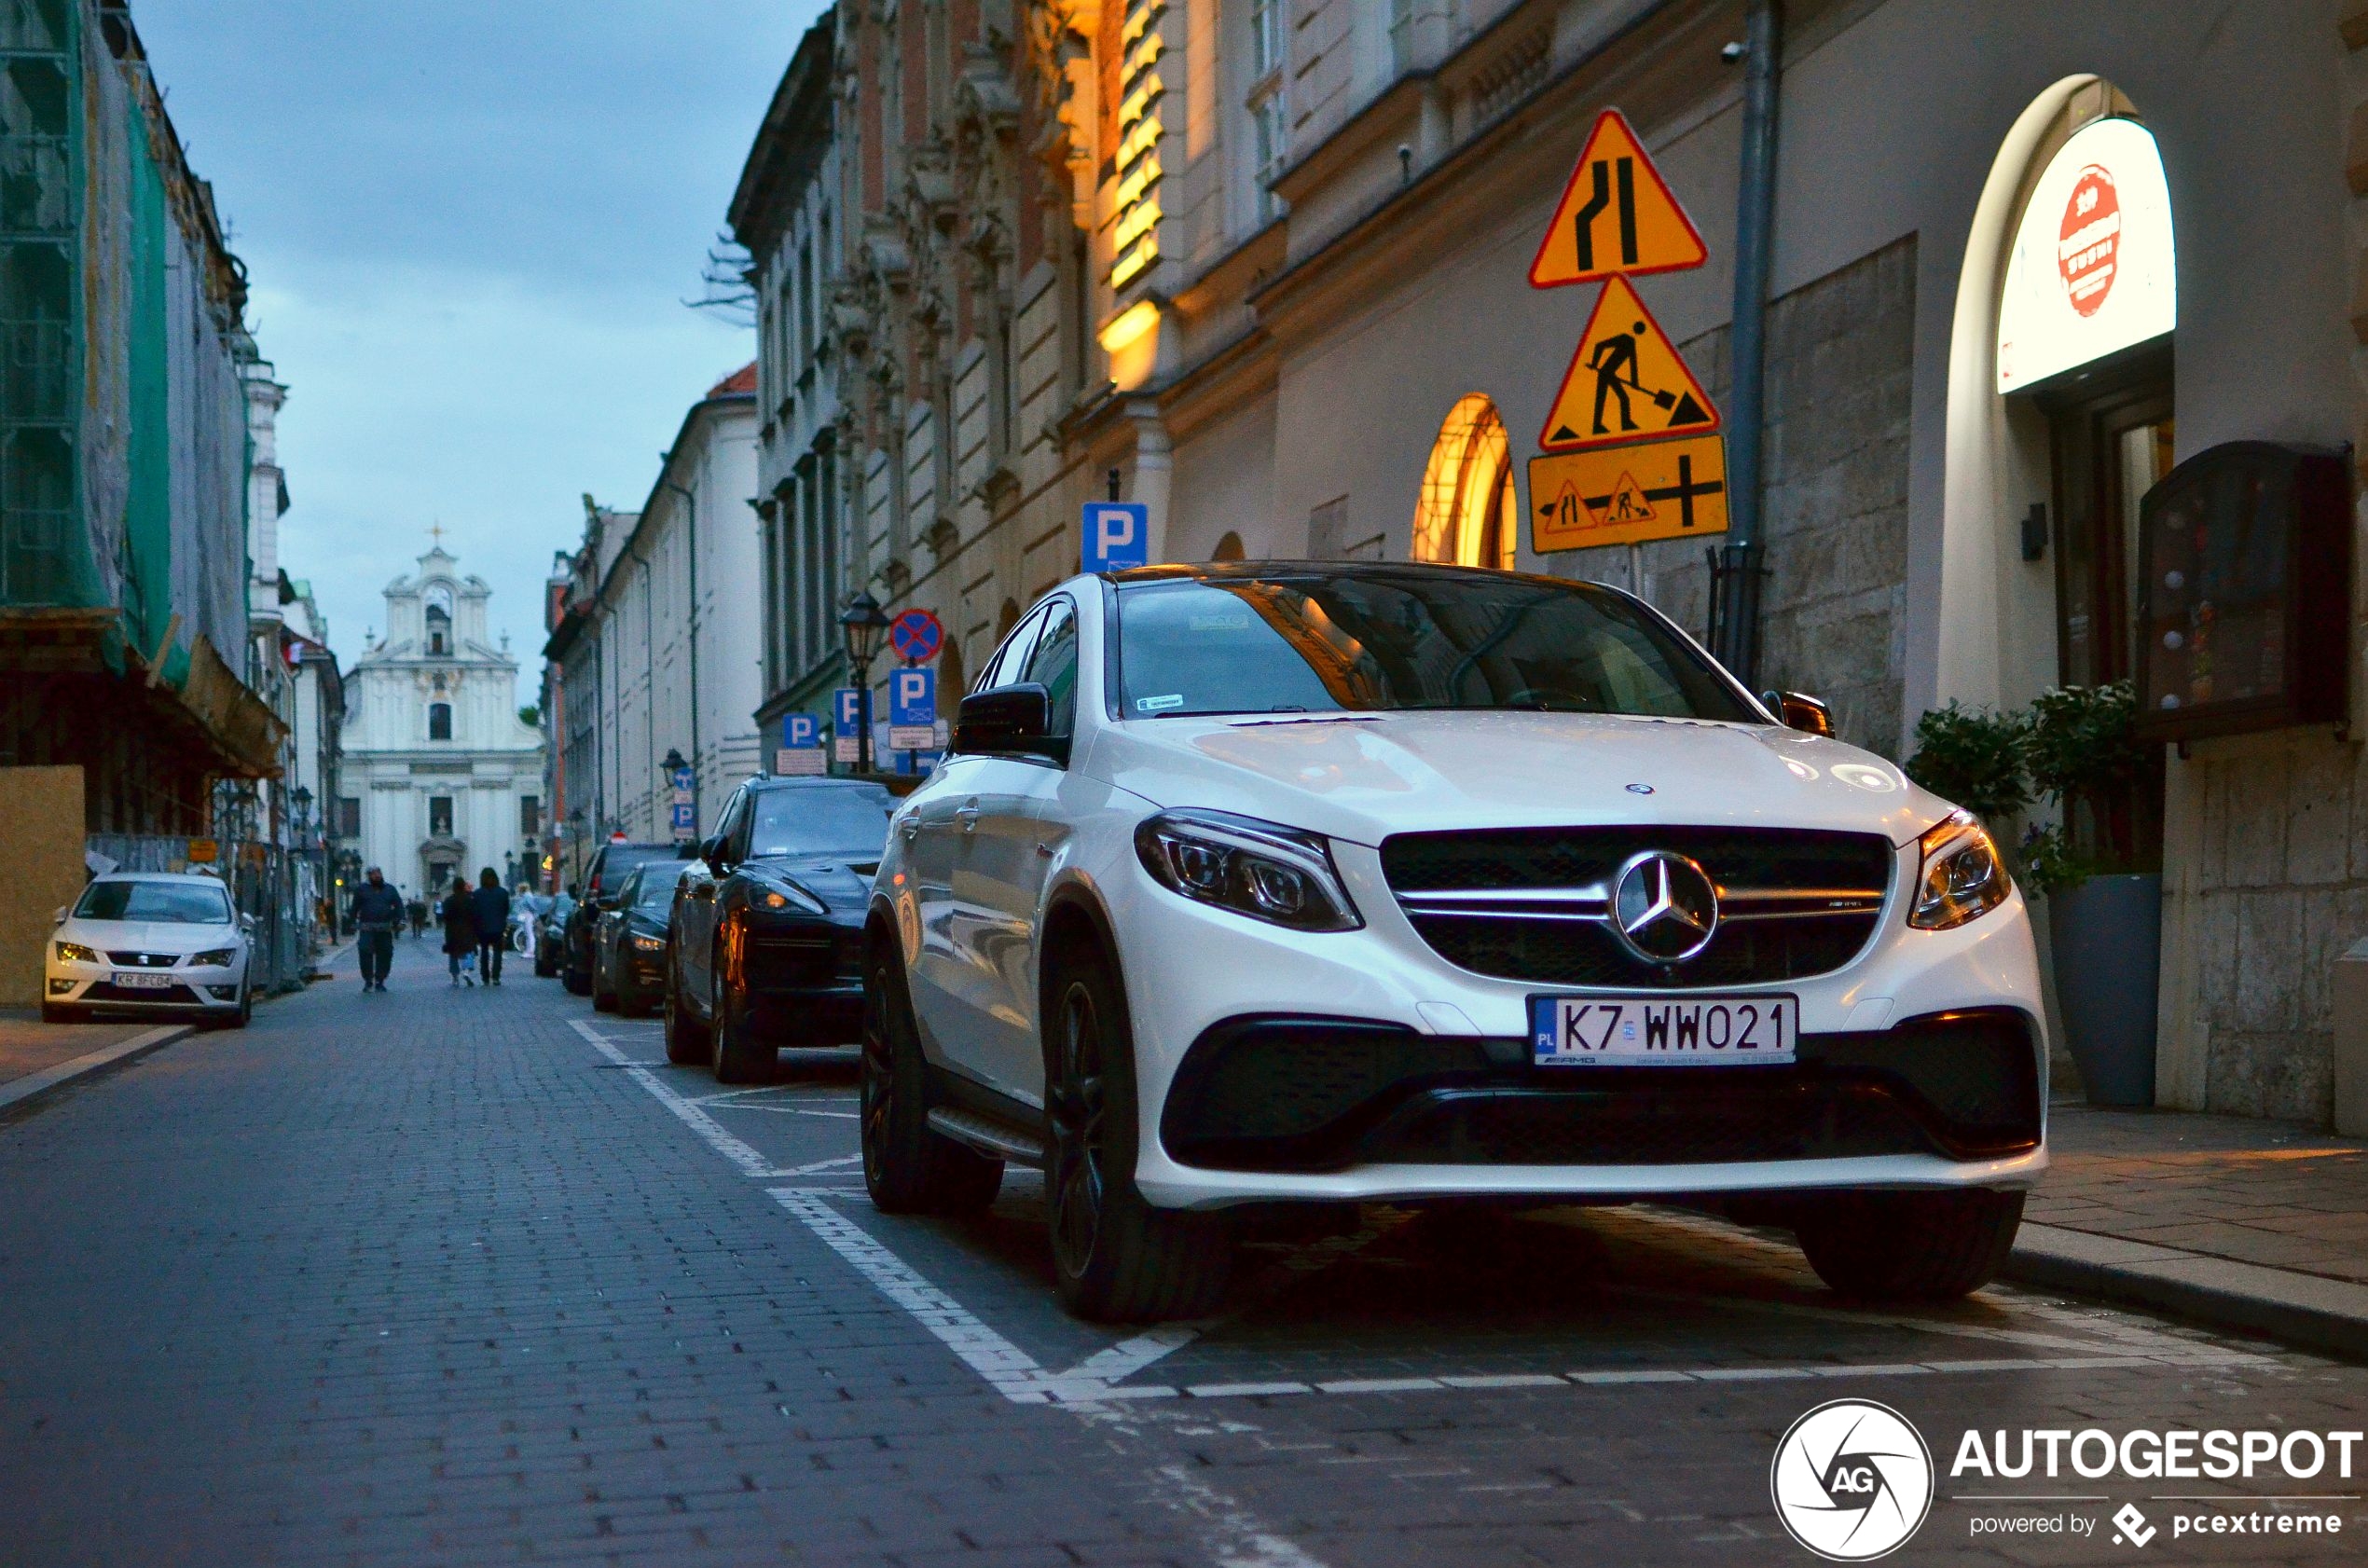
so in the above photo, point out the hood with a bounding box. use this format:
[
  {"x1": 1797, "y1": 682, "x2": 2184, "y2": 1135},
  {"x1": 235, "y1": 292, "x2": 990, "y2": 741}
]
[
  {"x1": 1088, "y1": 711, "x2": 1955, "y2": 846},
  {"x1": 743, "y1": 855, "x2": 878, "y2": 913}
]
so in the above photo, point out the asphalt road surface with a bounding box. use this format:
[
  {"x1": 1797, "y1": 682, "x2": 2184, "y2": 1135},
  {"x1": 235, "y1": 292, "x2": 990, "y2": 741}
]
[{"x1": 1, "y1": 937, "x2": 2361, "y2": 1565}]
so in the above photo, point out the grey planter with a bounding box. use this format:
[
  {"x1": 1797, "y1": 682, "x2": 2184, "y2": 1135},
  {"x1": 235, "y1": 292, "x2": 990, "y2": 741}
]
[{"x1": 2046, "y1": 873, "x2": 2163, "y2": 1107}]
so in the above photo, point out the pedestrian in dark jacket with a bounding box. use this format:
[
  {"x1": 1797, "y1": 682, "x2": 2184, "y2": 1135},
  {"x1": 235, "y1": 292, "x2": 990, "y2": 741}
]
[
  {"x1": 352, "y1": 868, "x2": 404, "y2": 991},
  {"x1": 440, "y1": 877, "x2": 478, "y2": 985},
  {"x1": 470, "y1": 868, "x2": 512, "y2": 986}
]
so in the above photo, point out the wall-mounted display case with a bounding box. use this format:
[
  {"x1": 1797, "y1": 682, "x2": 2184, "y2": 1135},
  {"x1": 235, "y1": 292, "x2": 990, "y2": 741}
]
[{"x1": 2133, "y1": 442, "x2": 2351, "y2": 744}]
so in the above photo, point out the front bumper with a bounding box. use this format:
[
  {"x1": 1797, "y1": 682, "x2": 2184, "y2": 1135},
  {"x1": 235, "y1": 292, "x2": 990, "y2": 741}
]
[
  {"x1": 734, "y1": 921, "x2": 866, "y2": 1045},
  {"x1": 47, "y1": 971, "x2": 243, "y2": 1011},
  {"x1": 1099, "y1": 834, "x2": 2051, "y2": 1210}
]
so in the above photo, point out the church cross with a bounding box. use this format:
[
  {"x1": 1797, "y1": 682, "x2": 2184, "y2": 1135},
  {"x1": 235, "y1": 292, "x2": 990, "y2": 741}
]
[{"x1": 428, "y1": 523, "x2": 447, "y2": 547}]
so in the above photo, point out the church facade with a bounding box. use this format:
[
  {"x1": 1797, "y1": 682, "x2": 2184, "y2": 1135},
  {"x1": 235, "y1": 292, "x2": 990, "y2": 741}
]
[{"x1": 338, "y1": 546, "x2": 545, "y2": 902}]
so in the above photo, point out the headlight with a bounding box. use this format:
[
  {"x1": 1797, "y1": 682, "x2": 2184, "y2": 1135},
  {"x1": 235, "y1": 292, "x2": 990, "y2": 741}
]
[
  {"x1": 1134, "y1": 810, "x2": 1362, "y2": 931},
  {"x1": 53, "y1": 941, "x2": 100, "y2": 965},
  {"x1": 629, "y1": 933, "x2": 666, "y2": 952},
  {"x1": 1909, "y1": 810, "x2": 2010, "y2": 930},
  {"x1": 190, "y1": 948, "x2": 239, "y2": 968},
  {"x1": 756, "y1": 881, "x2": 826, "y2": 915}
]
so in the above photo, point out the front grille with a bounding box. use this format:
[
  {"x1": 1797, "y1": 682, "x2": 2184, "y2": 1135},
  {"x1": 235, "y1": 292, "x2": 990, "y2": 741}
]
[
  {"x1": 744, "y1": 932, "x2": 858, "y2": 990},
  {"x1": 83, "y1": 982, "x2": 199, "y2": 1003},
  {"x1": 1382, "y1": 825, "x2": 1893, "y2": 987},
  {"x1": 1159, "y1": 1011, "x2": 2040, "y2": 1173},
  {"x1": 107, "y1": 951, "x2": 179, "y2": 968}
]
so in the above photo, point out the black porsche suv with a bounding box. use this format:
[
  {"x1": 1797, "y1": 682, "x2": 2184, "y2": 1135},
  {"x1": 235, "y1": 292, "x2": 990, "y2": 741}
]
[{"x1": 666, "y1": 777, "x2": 900, "y2": 1081}]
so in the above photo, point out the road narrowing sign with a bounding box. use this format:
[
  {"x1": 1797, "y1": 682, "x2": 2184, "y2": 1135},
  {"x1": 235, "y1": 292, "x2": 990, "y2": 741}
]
[
  {"x1": 1537, "y1": 275, "x2": 1719, "y2": 452},
  {"x1": 1528, "y1": 433, "x2": 1729, "y2": 551},
  {"x1": 1529, "y1": 109, "x2": 1708, "y2": 288}
]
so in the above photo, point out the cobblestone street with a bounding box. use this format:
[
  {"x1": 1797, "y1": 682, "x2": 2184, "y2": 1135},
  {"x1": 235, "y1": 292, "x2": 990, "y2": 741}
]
[{"x1": 0, "y1": 941, "x2": 2359, "y2": 1566}]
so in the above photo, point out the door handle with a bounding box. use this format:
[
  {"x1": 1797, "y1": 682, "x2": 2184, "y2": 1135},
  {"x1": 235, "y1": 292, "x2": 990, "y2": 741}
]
[
  {"x1": 956, "y1": 805, "x2": 981, "y2": 834},
  {"x1": 899, "y1": 816, "x2": 920, "y2": 840}
]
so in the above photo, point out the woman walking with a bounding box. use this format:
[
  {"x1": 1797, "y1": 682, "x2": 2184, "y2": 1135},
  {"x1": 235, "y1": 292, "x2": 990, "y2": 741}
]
[
  {"x1": 439, "y1": 876, "x2": 477, "y2": 985},
  {"x1": 470, "y1": 867, "x2": 512, "y2": 986}
]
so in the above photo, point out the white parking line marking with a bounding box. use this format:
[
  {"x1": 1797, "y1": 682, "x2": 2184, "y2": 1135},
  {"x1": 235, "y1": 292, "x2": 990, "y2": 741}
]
[{"x1": 571, "y1": 1019, "x2": 777, "y2": 1177}]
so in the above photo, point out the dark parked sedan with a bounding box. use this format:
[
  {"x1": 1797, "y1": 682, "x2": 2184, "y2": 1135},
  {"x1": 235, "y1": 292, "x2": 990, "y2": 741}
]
[
  {"x1": 561, "y1": 840, "x2": 675, "y2": 995},
  {"x1": 667, "y1": 777, "x2": 897, "y2": 1081},
  {"x1": 593, "y1": 860, "x2": 695, "y2": 1016}
]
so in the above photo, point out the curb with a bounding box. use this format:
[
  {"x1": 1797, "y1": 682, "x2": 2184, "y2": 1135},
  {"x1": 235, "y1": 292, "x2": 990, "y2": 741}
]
[
  {"x1": 2005, "y1": 1220, "x2": 2368, "y2": 1364},
  {"x1": 0, "y1": 1024, "x2": 197, "y2": 1120}
]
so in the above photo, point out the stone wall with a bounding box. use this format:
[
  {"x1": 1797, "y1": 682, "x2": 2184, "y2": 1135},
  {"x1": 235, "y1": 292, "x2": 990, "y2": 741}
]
[
  {"x1": 1541, "y1": 237, "x2": 1918, "y2": 758},
  {"x1": 2164, "y1": 730, "x2": 2368, "y2": 1124}
]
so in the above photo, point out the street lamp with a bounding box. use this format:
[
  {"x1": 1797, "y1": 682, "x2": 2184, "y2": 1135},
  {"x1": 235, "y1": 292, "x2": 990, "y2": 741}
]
[{"x1": 838, "y1": 590, "x2": 889, "y2": 775}]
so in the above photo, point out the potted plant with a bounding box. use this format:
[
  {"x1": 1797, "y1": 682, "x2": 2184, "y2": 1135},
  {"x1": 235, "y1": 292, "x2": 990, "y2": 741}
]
[{"x1": 2018, "y1": 680, "x2": 2161, "y2": 1107}]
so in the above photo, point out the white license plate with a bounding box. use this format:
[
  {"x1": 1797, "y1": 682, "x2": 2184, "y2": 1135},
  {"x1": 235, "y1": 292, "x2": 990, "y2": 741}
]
[
  {"x1": 1530, "y1": 993, "x2": 1797, "y2": 1066},
  {"x1": 111, "y1": 971, "x2": 176, "y2": 990}
]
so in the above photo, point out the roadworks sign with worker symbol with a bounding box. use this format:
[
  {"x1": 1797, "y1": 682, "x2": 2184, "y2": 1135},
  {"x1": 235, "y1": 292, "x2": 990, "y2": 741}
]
[
  {"x1": 1537, "y1": 276, "x2": 1719, "y2": 452},
  {"x1": 1529, "y1": 108, "x2": 1709, "y2": 288},
  {"x1": 1528, "y1": 433, "x2": 1729, "y2": 551}
]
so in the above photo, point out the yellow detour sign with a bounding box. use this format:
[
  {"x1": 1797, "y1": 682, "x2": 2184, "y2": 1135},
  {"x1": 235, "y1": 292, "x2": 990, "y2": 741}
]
[
  {"x1": 1529, "y1": 434, "x2": 1729, "y2": 552},
  {"x1": 1538, "y1": 276, "x2": 1719, "y2": 452},
  {"x1": 1529, "y1": 108, "x2": 1709, "y2": 288}
]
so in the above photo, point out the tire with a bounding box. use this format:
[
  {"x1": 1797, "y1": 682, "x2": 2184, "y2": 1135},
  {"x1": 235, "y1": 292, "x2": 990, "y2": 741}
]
[
  {"x1": 860, "y1": 944, "x2": 1003, "y2": 1216},
  {"x1": 709, "y1": 971, "x2": 773, "y2": 1084},
  {"x1": 1043, "y1": 949, "x2": 1230, "y2": 1323},
  {"x1": 662, "y1": 963, "x2": 709, "y2": 1065},
  {"x1": 1795, "y1": 1188, "x2": 2026, "y2": 1301},
  {"x1": 562, "y1": 963, "x2": 591, "y2": 997},
  {"x1": 222, "y1": 983, "x2": 253, "y2": 1030},
  {"x1": 40, "y1": 1002, "x2": 84, "y2": 1025},
  {"x1": 591, "y1": 954, "x2": 618, "y2": 1012}
]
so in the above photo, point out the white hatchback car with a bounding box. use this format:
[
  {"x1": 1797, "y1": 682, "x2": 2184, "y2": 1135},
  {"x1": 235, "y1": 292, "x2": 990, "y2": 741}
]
[
  {"x1": 862, "y1": 562, "x2": 2044, "y2": 1322},
  {"x1": 46, "y1": 872, "x2": 255, "y2": 1028}
]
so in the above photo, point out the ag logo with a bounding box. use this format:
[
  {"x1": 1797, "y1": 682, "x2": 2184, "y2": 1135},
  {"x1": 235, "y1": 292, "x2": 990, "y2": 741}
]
[{"x1": 1769, "y1": 1399, "x2": 1934, "y2": 1561}]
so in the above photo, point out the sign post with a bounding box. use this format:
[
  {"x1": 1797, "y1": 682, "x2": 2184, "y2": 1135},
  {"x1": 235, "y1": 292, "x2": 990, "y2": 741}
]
[
  {"x1": 1081, "y1": 501, "x2": 1150, "y2": 572},
  {"x1": 668, "y1": 763, "x2": 696, "y2": 844}
]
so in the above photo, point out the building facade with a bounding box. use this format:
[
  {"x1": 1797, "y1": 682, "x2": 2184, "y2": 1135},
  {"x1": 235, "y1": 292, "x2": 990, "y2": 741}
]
[
  {"x1": 339, "y1": 546, "x2": 544, "y2": 901},
  {"x1": 0, "y1": 0, "x2": 283, "y2": 832},
  {"x1": 731, "y1": 0, "x2": 2368, "y2": 1125},
  {"x1": 539, "y1": 369, "x2": 764, "y2": 866}
]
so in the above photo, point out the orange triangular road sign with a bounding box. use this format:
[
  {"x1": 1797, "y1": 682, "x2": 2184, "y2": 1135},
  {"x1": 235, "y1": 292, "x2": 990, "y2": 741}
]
[
  {"x1": 1529, "y1": 108, "x2": 1708, "y2": 288},
  {"x1": 1537, "y1": 276, "x2": 1720, "y2": 452}
]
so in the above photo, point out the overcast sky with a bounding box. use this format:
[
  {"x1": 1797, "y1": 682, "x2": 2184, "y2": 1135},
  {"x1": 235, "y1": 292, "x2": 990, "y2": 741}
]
[{"x1": 135, "y1": 0, "x2": 828, "y2": 695}]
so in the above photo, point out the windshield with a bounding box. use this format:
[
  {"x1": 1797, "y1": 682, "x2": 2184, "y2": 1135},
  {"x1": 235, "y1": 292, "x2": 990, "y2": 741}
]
[
  {"x1": 76, "y1": 879, "x2": 233, "y2": 925},
  {"x1": 633, "y1": 863, "x2": 693, "y2": 912},
  {"x1": 1115, "y1": 571, "x2": 1756, "y2": 722},
  {"x1": 748, "y1": 787, "x2": 894, "y2": 860}
]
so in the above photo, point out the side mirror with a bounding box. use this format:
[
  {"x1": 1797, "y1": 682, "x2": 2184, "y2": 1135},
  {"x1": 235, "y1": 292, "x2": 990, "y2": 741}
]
[
  {"x1": 702, "y1": 833, "x2": 736, "y2": 873},
  {"x1": 1763, "y1": 690, "x2": 1835, "y2": 738},
  {"x1": 240, "y1": 913, "x2": 256, "y2": 932},
  {"x1": 953, "y1": 683, "x2": 1057, "y2": 757},
  {"x1": 52, "y1": 906, "x2": 67, "y2": 925}
]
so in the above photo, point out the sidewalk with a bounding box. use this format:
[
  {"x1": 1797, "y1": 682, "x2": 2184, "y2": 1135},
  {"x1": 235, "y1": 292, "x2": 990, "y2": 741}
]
[
  {"x1": 2009, "y1": 1101, "x2": 2368, "y2": 1359},
  {"x1": 0, "y1": 1010, "x2": 193, "y2": 1115}
]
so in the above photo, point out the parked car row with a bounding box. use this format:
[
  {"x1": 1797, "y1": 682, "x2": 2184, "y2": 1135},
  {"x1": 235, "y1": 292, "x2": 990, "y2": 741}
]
[{"x1": 553, "y1": 559, "x2": 2049, "y2": 1329}]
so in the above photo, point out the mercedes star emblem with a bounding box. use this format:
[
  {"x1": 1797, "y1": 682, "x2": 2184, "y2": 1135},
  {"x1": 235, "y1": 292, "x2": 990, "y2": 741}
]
[{"x1": 1610, "y1": 850, "x2": 1719, "y2": 963}]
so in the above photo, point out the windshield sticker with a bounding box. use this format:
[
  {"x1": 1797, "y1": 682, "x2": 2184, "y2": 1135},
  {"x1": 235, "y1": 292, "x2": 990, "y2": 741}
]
[{"x1": 1136, "y1": 694, "x2": 1186, "y2": 712}]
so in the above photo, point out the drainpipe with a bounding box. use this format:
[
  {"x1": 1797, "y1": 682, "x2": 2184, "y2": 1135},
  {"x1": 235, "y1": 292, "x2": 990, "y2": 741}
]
[
  {"x1": 1711, "y1": 0, "x2": 1782, "y2": 685},
  {"x1": 657, "y1": 463, "x2": 701, "y2": 833}
]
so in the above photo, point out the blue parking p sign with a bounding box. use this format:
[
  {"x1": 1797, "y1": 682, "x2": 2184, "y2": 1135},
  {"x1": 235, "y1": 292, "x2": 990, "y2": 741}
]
[
  {"x1": 1081, "y1": 502, "x2": 1150, "y2": 571},
  {"x1": 782, "y1": 714, "x2": 819, "y2": 749}
]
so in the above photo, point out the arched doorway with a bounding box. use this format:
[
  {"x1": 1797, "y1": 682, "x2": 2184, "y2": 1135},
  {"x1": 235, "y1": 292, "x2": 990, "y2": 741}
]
[
  {"x1": 1412, "y1": 393, "x2": 1517, "y2": 571},
  {"x1": 1212, "y1": 530, "x2": 1246, "y2": 562}
]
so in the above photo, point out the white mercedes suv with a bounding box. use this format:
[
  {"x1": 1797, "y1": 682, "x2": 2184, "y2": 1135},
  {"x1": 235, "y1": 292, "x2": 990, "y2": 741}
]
[{"x1": 861, "y1": 562, "x2": 2045, "y2": 1322}]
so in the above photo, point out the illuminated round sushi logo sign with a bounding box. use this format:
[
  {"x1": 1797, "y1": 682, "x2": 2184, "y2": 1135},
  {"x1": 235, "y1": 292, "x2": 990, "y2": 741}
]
[{"x1": 1995, "y1": 116, "x2": 2174, "y2": 392}]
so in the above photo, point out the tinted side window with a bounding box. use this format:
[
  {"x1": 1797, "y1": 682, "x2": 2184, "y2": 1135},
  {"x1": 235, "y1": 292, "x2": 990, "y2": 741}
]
[
  {"x1": 980, "y1": 606, "x2": 1048, "y2": 693},
  {"x1": 1021, "y1": 597, "x2": 1080, "y2": 736},
  {"x1": 714, "y1": 788, "x2": 750, "y2": 861}
]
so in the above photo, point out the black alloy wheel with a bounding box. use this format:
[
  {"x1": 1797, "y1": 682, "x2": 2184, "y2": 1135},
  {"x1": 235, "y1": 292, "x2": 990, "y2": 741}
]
[
  {"x1": 1042, "y1": 952, "x2": 1231, "y2": 1323},
  {"x1": 860, "y1": 946, "x2": 1001, "y2": 1216},
  {"x1": 709, "y1": 968, "x2": 771, "y2": 1084}
]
